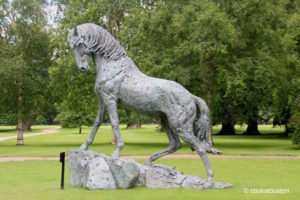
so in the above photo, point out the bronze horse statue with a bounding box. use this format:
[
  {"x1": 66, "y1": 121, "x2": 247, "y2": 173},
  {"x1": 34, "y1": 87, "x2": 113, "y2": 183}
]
[{"x1": 67, "y1": 23, "x2": 221, "y2": 182}]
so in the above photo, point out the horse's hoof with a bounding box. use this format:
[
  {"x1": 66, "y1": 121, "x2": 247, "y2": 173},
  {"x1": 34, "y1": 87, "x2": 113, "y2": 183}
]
[
  {"x1": 145, "y1": 160, "x2": 153, "y2": 167},
  {"x1": 210, "y1": 148, "x2": 222, "y2": 155},
  {"x1": 79, "y1": 144, "x2": 88, "y2": 151},
  {"x1": 203, "y1": 180, "x2": 214, "y2": 188},
  {"x1": 111, "y1": 151, "x2": 120, "y2": 159}
]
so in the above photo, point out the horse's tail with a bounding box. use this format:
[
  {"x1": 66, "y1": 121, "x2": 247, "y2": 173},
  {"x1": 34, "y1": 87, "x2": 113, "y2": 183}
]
[
  {"x1": 193, "y1": 95, "x2": 210, "y2": 144},
  {"x1": 193, "y1": 95, "x2": 222, "y2": 154}
]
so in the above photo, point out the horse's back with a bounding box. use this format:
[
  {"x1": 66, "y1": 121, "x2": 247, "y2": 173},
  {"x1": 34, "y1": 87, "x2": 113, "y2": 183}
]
[{"x1": 119, "y1": 72, "x2": 196, "y2": 121}]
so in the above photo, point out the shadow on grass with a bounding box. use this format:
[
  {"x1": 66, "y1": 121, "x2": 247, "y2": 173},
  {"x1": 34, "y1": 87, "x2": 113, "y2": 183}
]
[
  {"x1": 0, "y1": 128, "x2": 46, "y2": 135},
  {"x1": 214, "y1": 141, "x2": 300, "y2": 152},
  {"x1": 0, "y1": 129, "x2": 16, "y2": 133},
  {"x1": 215, "y1": 142, "x2": 275, "y2": 150}
]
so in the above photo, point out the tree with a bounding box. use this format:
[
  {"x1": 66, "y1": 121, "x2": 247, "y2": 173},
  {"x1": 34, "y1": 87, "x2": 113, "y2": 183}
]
[
  {"x1": 214, "y1": 0, "x2": 300, "y2": 135},
  {"x1": 0, "y1": 0, "x2": 52, "y2": 145},
  {"x1": 121, "y1": 0, "x2": 241, "y2": 141},
  {"x1": 49, "y1": 50, "x2": 98, "y2": 134},
  {"x1": 285, "y1": 0, "x2": 300, "y2": 144},
  {"x1": 270, "y1": 0, "x2": 300, "y2": 137},
  {"x1": 48, "y1": 0, "x2": 300, "y2": 146},
  {"x1": 290, "y1": 94, "x2": 300, "y2": 146}
]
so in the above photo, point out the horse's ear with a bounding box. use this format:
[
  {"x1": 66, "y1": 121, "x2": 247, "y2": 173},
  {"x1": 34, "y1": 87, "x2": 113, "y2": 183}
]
[{"x1": 74, "y1": 26, "x2": 78, "y2": 37}]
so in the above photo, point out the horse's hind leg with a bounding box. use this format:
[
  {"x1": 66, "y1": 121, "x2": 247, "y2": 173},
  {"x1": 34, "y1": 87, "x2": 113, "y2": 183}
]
[
  {"x1": 145, "y1": 116, "x2": 181, "y2": 166},
  {"x1": 80, "y1": 98, "x2": 106, "y2": 150},
  {"x1": 177, "y1": 131, "x2": 214, "y2": 182}
]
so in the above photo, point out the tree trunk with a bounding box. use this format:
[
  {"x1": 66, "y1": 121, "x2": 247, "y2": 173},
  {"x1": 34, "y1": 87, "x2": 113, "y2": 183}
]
[
  {"x1": 283, "y1": 123, "x2": 289, "y2": 137},
  {"x1": 126, "y1": 123, "x2": 142, "y2": 129},
  {"x1": 156, "y1": 124, "x2": 165, "y2": 132},
  {"x1": 218, "y1": 122, "x2": 236, "y2": 135},
  {"x1": 16, "y1": 83, "x2": 24, "y2": 145},
  {"x1": 24, "y1": 121, "x2": 31, "y2": 131},
  {"x1": 16, "y1": 120, "x2": 32, "y2": 131},
  {"x1": 126, "y1": 113, "x2": 142, "y2": 129},
  {"x1": 206, "y1": 88, "x2": 214, "y2": 145},
  {"x1": 126, "y1": 118, "x2": 142, "y2": 129},
  {"x1": 16, "y1": 120, "x2": 24, "y2": 145},
  {"x1": 243, "y1": 119, "x2": 260, "y2": 135},
  {"x1": 79, "y1": 126, "x2": 82, "y2": 134},
  {"x1": 25, "y1": 112, "x2": 36, "y2": 131}
]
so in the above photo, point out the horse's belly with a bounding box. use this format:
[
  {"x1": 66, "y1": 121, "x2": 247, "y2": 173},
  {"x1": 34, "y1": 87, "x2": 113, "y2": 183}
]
[{"x1": 119, "y1": 101, "x2": 158, "y2": 115}]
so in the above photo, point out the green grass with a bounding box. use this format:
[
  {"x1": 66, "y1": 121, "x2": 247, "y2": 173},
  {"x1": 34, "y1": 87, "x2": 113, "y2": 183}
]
[
  {"x1": 0, "y1": 125, "x2": 299, "y2": 199},
  {"x1": 0, "y1": 125, "x2": 299, "y2": 157},
  {"x1": 0, "y1": 158, "x2": 298, "y2": 200}
]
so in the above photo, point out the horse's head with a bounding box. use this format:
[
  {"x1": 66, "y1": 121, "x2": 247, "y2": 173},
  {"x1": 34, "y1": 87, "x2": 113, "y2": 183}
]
[{"x1": 67, "y1": 27, "x2": 91, "y2": 72}]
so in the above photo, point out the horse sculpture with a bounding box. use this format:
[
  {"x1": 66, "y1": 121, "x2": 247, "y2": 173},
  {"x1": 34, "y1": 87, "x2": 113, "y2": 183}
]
[{"x1": 67, "y1": 23, "x2": 221, "y2": 182}]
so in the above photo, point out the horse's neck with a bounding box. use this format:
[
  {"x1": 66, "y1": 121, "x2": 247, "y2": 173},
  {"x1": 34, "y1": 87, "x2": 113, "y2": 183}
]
[
  {"x1": 93, "y1": 54, "x2": 143, "y2": 76},
  {"x1": 93, "y1": 54, "x2": 105, "y2": 74}
]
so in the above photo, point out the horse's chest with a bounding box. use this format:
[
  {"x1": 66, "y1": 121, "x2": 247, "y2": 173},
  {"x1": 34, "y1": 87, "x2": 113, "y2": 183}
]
[{"x1": 95, "y1": 69, "x2": 124, "y2": 95}]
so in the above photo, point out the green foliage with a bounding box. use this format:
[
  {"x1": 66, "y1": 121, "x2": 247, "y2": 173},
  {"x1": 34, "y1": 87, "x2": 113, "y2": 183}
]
[
  {"x1": 1, "y1": 0, "x2": 299, "y2": 144},
  {"x1": 121, "y1": 0, "x2": 300, "y2": 136},
  {"x1": 0, "y1": 0, "x2": 53, "y2": 126},
  {"x1": 0, "y1": 113, "x2": 17, "y2": 125},
  {"x1": 55, "y1": 111, "x2": 93, "y2": 128},
  {"x1": 34, "y1": 115, "x2": 47, "y2": 125},
  {"x1": 291, "y1": 104, "x2": 300, "y2": 145},
  {"x1": 290, "y1": 66, "x2": 300, "y2": 145},
  {"x1": 49, "y1": 50, "x2": 98, "y2": 128},
  {"x1": 211, "y1": 0, "x2": 300, "y2": 127},
  {"x1": 46, "y1": 0, "x2": 300, "y2": 139},
  {"x1": 122, "y1": 1, "x2": 240, "y2": 94}
]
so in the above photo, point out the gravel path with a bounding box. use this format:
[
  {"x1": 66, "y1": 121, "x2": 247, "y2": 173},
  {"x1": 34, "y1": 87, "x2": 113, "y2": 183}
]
[
  {"x1": 1, "y1": 154, "x2": 299, "y2": 163},
  {"x1": 0, "y1": 127, "x2": 60, "y2": 142}
]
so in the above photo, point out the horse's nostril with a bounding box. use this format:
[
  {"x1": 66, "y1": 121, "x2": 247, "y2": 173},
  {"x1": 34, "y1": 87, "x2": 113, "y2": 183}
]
[{"x1": 80, "y1": 67, "x2": 85, "y2": 70}]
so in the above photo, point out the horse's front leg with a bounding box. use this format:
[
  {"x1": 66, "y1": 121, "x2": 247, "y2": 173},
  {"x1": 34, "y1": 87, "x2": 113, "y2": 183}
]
[
  {"x1": 80, "y1": 99, "x2": 106, "y2": 150},
  {"x1": 103, "y1": 96, "x2": 124, "y2": 158}
]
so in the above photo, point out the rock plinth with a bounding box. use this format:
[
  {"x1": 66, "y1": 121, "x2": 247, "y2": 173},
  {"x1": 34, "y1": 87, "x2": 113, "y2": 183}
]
[{"x1": 68, "y1": 150, "x2": 232, "y2": 190}]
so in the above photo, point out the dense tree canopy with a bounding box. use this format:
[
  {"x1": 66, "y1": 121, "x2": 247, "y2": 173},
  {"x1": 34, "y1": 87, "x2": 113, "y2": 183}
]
[
  {"x1": 0, "y1": 0, "x2": 52, "y2": 144},
  {"x1": 121, "y1": 0, "x2": 300, "y2": 136},
  {"x1": 1, "y1": 0, "x2": 300, "y2": 146}
]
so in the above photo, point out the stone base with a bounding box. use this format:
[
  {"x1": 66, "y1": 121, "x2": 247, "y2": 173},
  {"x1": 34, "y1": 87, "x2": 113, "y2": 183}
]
[{"x1": 68, "y1": 149, "x2": 232, "y2": 190}]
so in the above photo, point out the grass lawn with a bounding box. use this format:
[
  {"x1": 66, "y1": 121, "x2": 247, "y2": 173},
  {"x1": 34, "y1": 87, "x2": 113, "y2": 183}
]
[
  {"x1": 0, "y1": 158, "x2": 298, "y2": 200},
  {"x1": 0, "y1": 125, "x2": 299, "y2": 157},
  {"x1": 0, "y1": 125, "x2": 299, "y2": 200}
]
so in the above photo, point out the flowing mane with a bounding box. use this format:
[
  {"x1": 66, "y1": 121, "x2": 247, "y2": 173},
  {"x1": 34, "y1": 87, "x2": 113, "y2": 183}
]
[{"x1": 68, "y1": 23, "x2": 126, "y2": 60}]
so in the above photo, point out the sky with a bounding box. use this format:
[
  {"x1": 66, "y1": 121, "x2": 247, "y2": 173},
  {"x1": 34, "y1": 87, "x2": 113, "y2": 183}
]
[{"x1": 43, "y1": 1, "x2": 63, "y2": 28}]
